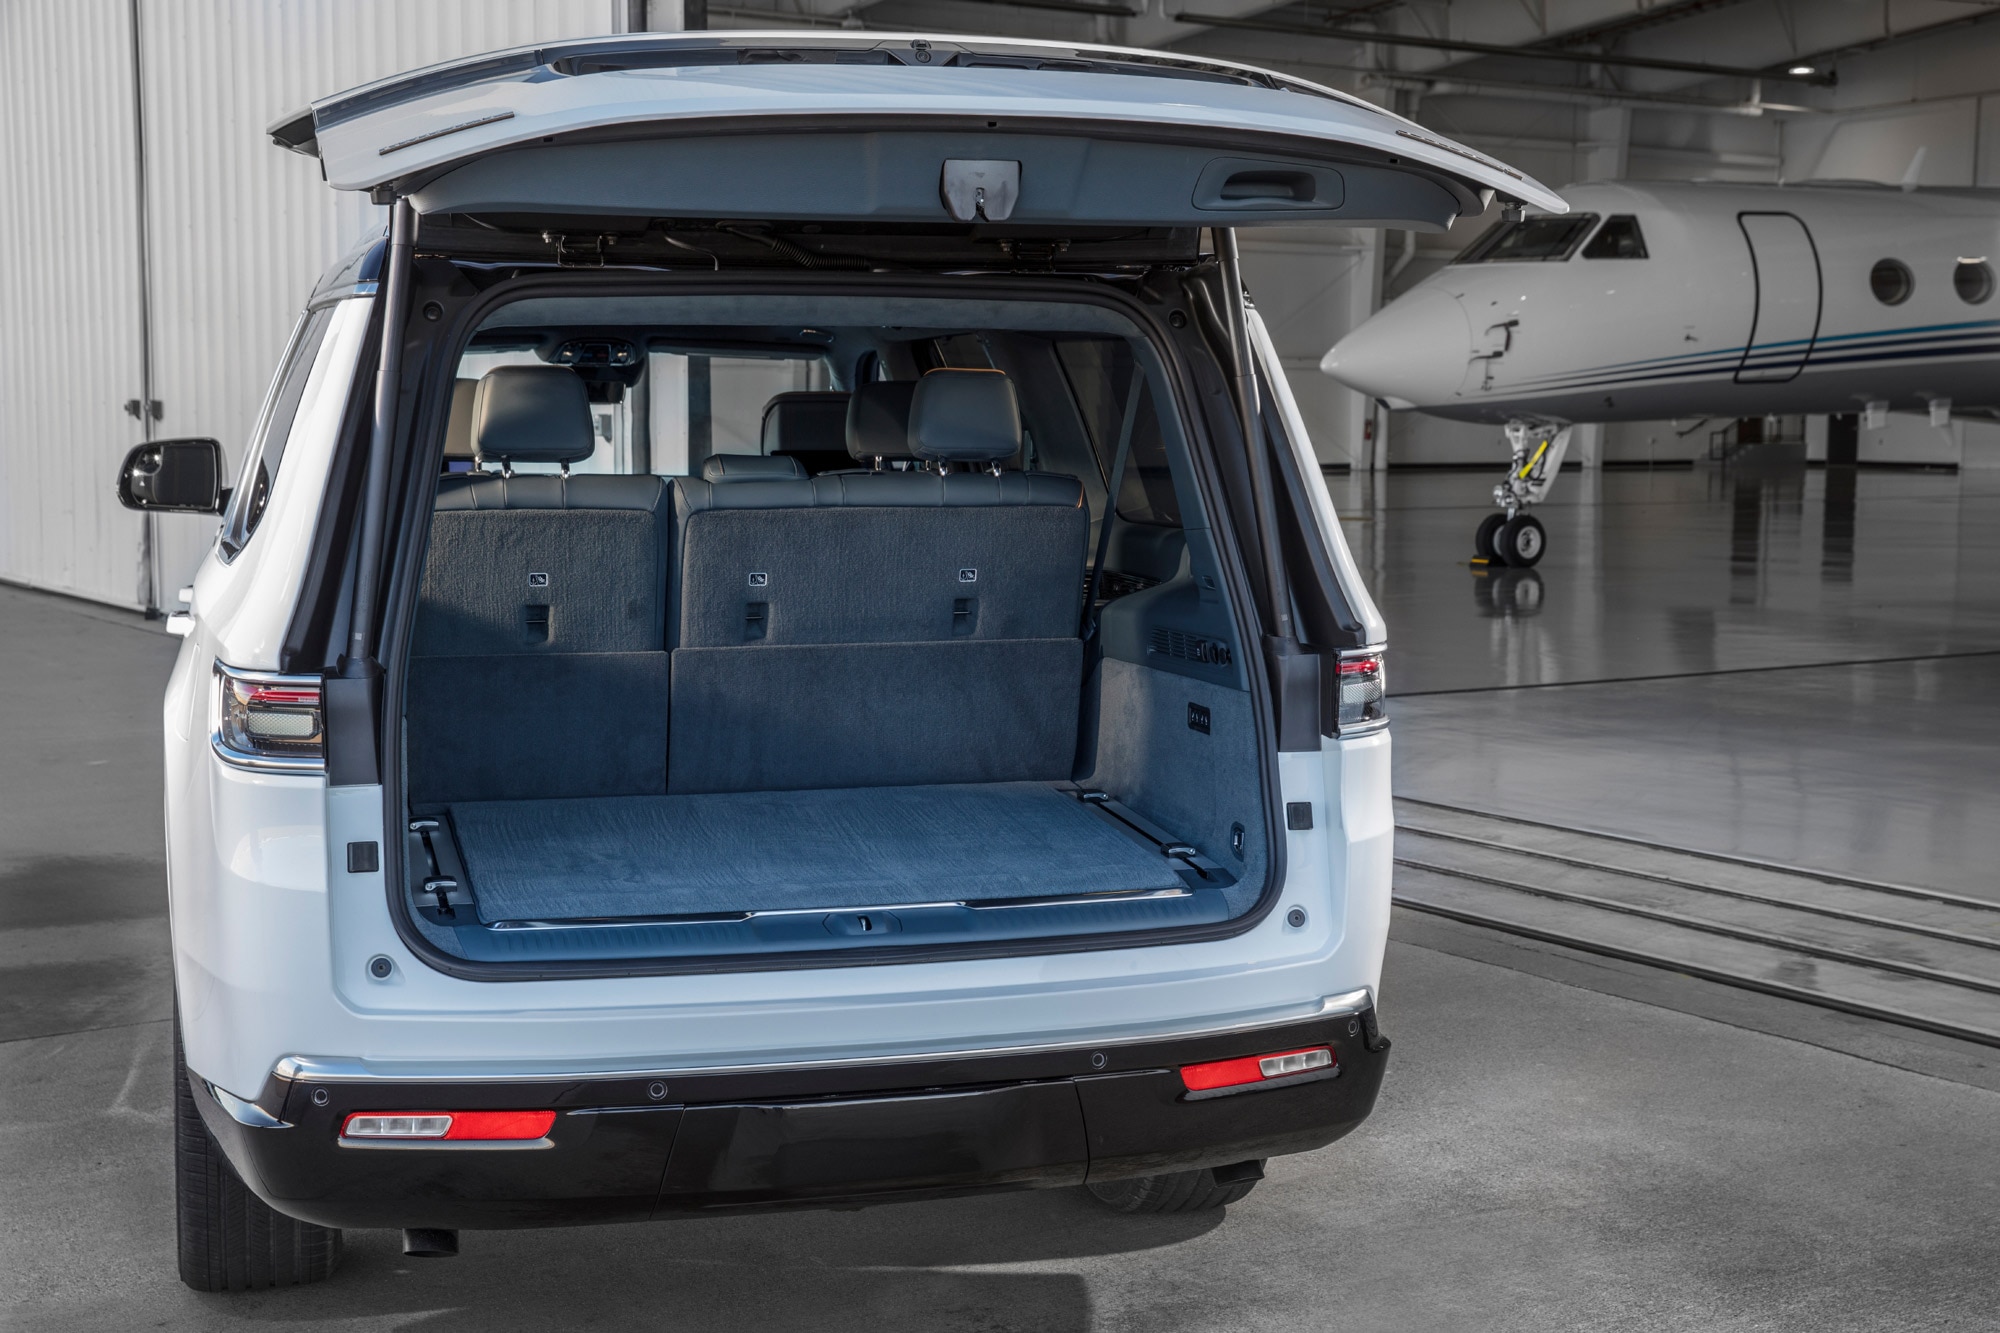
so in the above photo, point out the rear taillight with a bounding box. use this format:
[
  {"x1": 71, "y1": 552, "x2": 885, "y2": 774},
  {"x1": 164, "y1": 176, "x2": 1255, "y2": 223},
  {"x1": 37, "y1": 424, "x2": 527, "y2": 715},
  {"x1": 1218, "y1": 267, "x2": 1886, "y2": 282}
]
[
  {"x1": 341, "y1": 1110, "x2": 555, "y2": 1142},
  {"x1": 1333, "y1": 650, "x2": 1387, "y2": 733},
  {"x1": 1181, "y1": 1046, "x2": 1336, "y2": 1093},
  {"x1": 213, "y1": 665, "x2": 324, "y2": 771}
]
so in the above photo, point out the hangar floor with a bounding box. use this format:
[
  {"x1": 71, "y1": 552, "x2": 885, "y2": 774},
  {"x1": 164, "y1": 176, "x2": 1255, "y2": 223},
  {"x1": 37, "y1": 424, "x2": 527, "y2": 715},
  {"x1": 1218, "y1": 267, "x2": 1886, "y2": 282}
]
[
  {"x1": 3, "y1": 461, "x2": 1998, "y2": 1330},
  {"x1": 1338, "y1": 464, "x2": 2000, "y2": 899}
]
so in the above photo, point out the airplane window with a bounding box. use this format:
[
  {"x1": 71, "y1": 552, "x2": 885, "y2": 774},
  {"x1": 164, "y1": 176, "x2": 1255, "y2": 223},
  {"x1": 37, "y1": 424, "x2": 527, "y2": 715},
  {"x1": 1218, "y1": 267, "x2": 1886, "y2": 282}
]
[
  {"x1": 1953, "y1": 259, "x2": 1994, "y2": 304},
  {"x1": 1582, "y1": 216, "x2": 1648, "y2": 259},
  {"x1": 1453, "y1": 213, "x2": 1599, "y2": 264},
  {"x1": 1870, "y1": 258, "x2": 1913, "y2": 305}
]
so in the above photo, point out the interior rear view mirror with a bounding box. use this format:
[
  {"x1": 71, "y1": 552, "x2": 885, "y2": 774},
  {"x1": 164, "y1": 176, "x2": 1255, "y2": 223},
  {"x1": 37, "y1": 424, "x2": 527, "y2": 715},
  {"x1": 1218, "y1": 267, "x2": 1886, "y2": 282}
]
[{"x1": 117, "y1": 438, "x2": 227, "y2": 514}]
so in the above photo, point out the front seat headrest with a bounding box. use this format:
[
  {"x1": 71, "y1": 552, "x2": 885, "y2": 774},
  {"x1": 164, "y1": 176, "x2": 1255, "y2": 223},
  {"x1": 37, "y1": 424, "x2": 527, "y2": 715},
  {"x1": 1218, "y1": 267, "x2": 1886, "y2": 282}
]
[
  {"x1": 761, "y1": 392, "x2": 849, "y2": 451},
  {"x1": 846, "y1": 381, "x2": 919, "y2": 462},
  {"x1": 909, "y1": 369, "x2": 1022, "y2": 465},
  {"x1": 473, "y1": 365, "x2": 595, "y2": 467},
  {"x1": 700, "y1": 453, "x2": 809, "y2": 483}
]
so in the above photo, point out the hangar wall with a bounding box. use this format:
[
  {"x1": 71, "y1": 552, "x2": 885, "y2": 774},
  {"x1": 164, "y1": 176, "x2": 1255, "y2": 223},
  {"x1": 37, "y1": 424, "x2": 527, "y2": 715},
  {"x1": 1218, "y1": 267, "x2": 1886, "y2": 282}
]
[{"x1": 0, "y1": 0, "x2": 629, "y2": 612}]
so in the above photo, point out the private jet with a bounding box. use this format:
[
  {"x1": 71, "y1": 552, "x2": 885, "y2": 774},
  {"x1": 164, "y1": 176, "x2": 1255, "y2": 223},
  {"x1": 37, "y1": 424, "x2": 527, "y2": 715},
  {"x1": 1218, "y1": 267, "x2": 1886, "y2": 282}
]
[{"x1": 1320, "y1": 179, "x2": 2000, "y2": 565}]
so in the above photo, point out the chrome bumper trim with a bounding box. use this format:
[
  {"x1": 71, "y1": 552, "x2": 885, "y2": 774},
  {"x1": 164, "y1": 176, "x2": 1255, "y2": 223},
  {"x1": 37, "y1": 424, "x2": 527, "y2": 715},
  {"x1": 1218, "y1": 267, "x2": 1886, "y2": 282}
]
[
  {"x1": 273, "y1": 988, "x2": 1375, "y2": 1085},
  {"x1": 207, "y1": 1081, "x2": 291, "y2": 1129}
]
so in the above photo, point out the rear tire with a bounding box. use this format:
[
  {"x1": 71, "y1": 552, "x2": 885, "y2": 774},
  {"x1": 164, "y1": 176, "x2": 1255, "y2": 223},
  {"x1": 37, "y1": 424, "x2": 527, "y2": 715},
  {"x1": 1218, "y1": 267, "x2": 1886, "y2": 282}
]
[
  {"x1": 1085, "y1": 1164, "x2": 1262, "y2": 1214},
  {"x1": 1474, "y1": 512, "x2": 1506, "y2": 562},
  {"x1": 175, "y1": 1015, "x2": 341, "y2": 1291},
  {"x1": 1495, "y1": 513, "x2": 1546, "y2": 568}
]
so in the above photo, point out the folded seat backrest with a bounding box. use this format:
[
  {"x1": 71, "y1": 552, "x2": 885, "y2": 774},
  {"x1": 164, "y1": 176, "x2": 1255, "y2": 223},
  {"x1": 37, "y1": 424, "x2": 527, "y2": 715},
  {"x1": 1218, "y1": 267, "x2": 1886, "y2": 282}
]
[
  {"x1": 409, "y1": 366, "x2": 671, "y2": 803},
  {"x1": 668, "y1": 369, "x2": 1090, "y2": 794}
]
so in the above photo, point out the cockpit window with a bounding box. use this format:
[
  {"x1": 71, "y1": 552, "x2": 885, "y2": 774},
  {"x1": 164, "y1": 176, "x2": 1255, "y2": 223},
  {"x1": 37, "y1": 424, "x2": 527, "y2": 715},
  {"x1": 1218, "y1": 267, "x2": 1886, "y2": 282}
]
[
  {"x1": 1454, "y1": 213, "x2": 1599, "y2": 264},
  {"x1": 1582, "y1": 215, "x2": 1648, "y2": 259}
]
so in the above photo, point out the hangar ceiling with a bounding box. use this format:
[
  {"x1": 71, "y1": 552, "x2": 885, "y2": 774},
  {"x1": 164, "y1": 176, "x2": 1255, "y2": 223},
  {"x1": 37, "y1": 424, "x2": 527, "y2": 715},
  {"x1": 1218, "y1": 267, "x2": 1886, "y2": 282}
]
[{"x1": 686, "y1": 0, "x2": 1998, "y2": 119}]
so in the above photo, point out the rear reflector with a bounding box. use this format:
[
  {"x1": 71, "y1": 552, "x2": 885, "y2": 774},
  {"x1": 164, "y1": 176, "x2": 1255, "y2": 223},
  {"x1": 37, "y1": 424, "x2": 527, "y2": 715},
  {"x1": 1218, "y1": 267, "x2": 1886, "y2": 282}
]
[
  {"x1": 342, "y1": 1110, "x2": 555, "y2": 1141},
  {"x1": 1180, "y1": 1046, "x2": 1334, "y2": 1093}
]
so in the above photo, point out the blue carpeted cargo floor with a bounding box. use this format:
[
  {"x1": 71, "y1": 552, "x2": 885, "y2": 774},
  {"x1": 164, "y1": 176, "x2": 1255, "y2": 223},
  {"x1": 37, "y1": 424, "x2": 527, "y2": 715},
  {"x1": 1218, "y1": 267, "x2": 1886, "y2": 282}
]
[{"x1": 448, "y1": 781, "x2": 1186, "y2": 923}]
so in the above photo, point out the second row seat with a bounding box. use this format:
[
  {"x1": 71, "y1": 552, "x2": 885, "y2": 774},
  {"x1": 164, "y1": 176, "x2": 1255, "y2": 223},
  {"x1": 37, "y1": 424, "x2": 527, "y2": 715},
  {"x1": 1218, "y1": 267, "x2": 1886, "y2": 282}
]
[{"x1": 411, "y1": 365, "x2": 1091, "y2": 803}]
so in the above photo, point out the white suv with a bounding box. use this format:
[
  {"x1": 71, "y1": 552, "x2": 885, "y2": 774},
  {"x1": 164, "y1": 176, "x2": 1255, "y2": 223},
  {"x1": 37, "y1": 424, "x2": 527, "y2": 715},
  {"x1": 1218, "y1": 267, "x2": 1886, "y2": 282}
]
[{"x1": 116, "y1": 32, "x2": 1553, "y2": 1290}]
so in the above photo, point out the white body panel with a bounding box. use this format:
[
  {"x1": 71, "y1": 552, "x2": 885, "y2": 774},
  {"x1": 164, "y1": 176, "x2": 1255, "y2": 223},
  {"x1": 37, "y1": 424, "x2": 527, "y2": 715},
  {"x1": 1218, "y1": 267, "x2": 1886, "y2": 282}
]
[
  {"x1": 166, "y1": 319, "x2": 1395, "y2": 1101},
  {"x1": 1323, "y1": 181, "x2": 2000, "y2": 425},
  {"x1": 191, "y1": 299, "x2": 374, "y2": 672},
  {"x1": 311, "y1": 32, "x2": 1560, "y2": 214}
]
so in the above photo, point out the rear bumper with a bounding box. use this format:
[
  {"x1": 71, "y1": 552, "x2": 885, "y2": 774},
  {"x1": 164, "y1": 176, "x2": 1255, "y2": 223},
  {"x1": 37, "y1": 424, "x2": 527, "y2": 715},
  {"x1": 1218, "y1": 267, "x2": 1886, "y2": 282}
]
[{"x1": 193, "y1": 1006, "x2": 1391, "y2": 1231}]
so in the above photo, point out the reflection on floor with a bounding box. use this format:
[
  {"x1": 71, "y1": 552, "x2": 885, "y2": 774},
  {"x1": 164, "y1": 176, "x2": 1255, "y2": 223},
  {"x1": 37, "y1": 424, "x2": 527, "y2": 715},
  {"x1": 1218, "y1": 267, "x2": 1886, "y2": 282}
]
[
  {"x1": 1331, "y1": 463, "x2": 2000, "y2": 694},
  {"x1": 1339, "y1": 464, "x2": 2000, "y2": 900}
]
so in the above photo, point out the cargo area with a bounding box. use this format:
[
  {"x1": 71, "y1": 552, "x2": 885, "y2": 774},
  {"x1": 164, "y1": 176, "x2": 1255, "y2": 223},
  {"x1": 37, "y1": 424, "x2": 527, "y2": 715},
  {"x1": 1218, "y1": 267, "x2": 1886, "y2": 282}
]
[{"x1": 398, "y1": 291, "x2": 1275, "y2": 963}]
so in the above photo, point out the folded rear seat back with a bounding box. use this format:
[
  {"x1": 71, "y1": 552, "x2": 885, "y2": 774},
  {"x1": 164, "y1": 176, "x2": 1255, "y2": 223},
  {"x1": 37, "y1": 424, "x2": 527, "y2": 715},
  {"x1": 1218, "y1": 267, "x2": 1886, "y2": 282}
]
[
  {"x1": 669, "y1": 370, "x2": 1090, "y2": 794},
  {"x1": 410, "y1": 366, "x2": 671, "y2": 804}
]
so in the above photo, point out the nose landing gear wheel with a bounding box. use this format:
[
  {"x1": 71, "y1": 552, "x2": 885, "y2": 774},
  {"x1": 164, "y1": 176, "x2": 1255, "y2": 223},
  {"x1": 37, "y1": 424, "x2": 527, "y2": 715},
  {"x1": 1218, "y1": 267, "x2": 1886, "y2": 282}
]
[
  {"x1": 1495, "y1": 513, "x2": 1546, "y2": 568},
  {"x1": 1474, "y1": 512, "x2": 1506, "y2": 563}
]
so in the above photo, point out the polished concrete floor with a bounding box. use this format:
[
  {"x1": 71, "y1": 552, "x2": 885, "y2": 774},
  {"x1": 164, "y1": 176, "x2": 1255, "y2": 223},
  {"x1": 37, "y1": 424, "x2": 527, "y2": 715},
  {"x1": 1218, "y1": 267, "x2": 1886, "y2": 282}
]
[
  {"x1": 4, "y1": 463, "x2": 2000, "y2": 1329},
  {"x1": 1335, "y1": 465, "x2": 2000, "y2": 901}
]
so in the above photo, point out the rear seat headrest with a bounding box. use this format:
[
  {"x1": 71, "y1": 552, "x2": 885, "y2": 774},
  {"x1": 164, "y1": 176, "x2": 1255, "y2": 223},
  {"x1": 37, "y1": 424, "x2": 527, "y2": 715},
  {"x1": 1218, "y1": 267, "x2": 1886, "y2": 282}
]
[
  {"x1": 761, "y1": 391, "x2": 850, "y2": 455},
  {"x1": 701, "y1": 453, "x2": 809, "y2": 483},
  {"x1": 846, "y1": 381, "x2": 918, "y2": 461},
  {"x1": 910, "y1": 369, "x2": 1022, "y2": 465},
  {"x1": 473, "y1": 365, "x2": 595, "y2": 467}
]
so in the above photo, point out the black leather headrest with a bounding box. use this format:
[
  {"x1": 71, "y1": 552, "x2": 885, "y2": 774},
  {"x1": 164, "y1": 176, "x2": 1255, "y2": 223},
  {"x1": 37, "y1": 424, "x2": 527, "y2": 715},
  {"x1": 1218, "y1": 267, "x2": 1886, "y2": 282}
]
[
  {"x1": 909, "y1": 370, "x2": 1022, "y2": 464},
  {"x1": 473, "y1": 366, "x2": 595, "y2": 466},
  {"x1": 701, "y1": 453, "x2": 809, "y2": 483},
  {"x1": 846, "y1": 381, "x2": 918, "y2": 461},
  {"x1": 760, "y1": 392, "x2": 849, "y2": 454}
]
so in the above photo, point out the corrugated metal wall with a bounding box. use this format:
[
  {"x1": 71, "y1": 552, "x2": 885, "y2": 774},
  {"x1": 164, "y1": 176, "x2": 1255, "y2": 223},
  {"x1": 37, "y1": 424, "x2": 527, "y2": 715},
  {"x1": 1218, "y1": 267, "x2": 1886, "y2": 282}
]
[
  {"x1": 0, "y1": 0, "x2": 628, "y2": 610},
  {"x1": 0, "y1": 0, "x2": 152, "y2": 606}
]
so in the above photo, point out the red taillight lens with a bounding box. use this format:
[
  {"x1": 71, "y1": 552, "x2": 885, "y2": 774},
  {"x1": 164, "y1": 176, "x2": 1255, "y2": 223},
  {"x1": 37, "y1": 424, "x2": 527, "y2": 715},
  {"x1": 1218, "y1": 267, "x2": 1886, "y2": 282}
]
[
  {"x1": 342, "y1": 1110, "x2": 555, "y2": 1141},
  {"x1": 1181, "y1": 1046, "x2": 1335, "y2": 1093},
  {"x1": 1334, "y1": 651, "x2": 1387, "y2": 732},
  {"x1": 215, "y1": 666, "x2": 324, "y2": 768}
]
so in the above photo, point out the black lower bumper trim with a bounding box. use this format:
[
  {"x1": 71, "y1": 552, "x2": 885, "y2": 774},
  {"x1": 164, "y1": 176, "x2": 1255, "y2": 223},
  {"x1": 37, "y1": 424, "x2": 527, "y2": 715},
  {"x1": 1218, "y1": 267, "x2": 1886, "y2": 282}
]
[{"x1": 194, "y1": 1008, "x2": 1388, "y2": 1231}]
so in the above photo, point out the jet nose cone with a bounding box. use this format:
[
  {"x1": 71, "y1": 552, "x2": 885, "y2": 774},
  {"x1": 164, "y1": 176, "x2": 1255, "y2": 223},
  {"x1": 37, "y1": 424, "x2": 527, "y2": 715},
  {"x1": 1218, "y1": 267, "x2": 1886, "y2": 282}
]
[{"x1": 1321, "y1": 288, "x2": 1472, "y2": 410}]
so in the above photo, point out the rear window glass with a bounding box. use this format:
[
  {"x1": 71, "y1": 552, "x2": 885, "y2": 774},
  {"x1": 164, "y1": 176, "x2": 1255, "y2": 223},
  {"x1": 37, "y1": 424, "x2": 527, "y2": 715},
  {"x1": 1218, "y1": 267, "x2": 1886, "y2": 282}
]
[
  {"x1": 1582, "y1": 215, "x2": 1648, "y2": 259},
  {"x1": 222, "y1": 305, "x2": 335, "y2": 555},
  {"x1": 1056, "y1": 339, "x2": 1178, "y2": 527},
  {"x1": 1455, "y1": 213, "x2": 1600, "y2": 264}
]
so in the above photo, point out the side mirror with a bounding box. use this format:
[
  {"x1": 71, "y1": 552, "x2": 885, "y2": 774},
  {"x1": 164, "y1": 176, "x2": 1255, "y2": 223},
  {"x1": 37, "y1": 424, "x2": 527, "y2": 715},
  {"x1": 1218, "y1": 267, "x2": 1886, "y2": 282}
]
[{"x1": 117, "y1": 438, "x2": 227, "y2": 514}]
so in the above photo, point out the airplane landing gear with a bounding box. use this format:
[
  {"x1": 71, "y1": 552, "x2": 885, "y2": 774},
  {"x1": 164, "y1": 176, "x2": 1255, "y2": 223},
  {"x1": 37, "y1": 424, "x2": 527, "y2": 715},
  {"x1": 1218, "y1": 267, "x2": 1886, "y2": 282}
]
[
  {"x1": 1475, "y1": 419, "x2": 1568, "y2": 567},
  {"x1": 1495, "y1": 513, "x2": 1545, "y2": 567},
  {"x1": 1474, "y1": 513, "x2": 1506, "y2": 562}
]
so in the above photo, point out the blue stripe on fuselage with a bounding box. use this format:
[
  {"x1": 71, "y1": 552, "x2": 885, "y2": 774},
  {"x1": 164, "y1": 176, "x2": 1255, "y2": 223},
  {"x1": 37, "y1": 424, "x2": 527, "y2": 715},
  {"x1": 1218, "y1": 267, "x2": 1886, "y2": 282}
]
[
  {"x1": 1493, "y1": 316, "x2": 2000, "y2": 391},
  {"x1": 1501, "y1": 322, "x2": 2000, "y2": 394}
]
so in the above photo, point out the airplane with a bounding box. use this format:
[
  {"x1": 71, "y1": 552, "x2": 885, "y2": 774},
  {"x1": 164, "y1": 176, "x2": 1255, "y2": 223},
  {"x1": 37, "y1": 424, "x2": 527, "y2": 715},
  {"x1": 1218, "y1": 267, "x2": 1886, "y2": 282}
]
[{"x1": 1319, "y1": 178, "x2": 2000, "y2": 566}]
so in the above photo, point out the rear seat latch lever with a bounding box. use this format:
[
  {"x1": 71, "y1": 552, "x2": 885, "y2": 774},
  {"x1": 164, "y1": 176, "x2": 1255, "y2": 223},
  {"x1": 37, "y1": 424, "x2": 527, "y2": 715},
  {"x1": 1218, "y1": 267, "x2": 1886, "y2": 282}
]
[{"x1": 423, "y1": 877, "x2": 460, "y2": 918}]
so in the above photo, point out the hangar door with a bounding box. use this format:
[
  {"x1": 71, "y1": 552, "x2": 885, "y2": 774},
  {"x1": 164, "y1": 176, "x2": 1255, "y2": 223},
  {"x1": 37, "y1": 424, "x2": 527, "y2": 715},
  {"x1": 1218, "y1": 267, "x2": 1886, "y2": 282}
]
[{"x1": 1735, "y1": 213, "x2": 1822, "y2": 384}]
